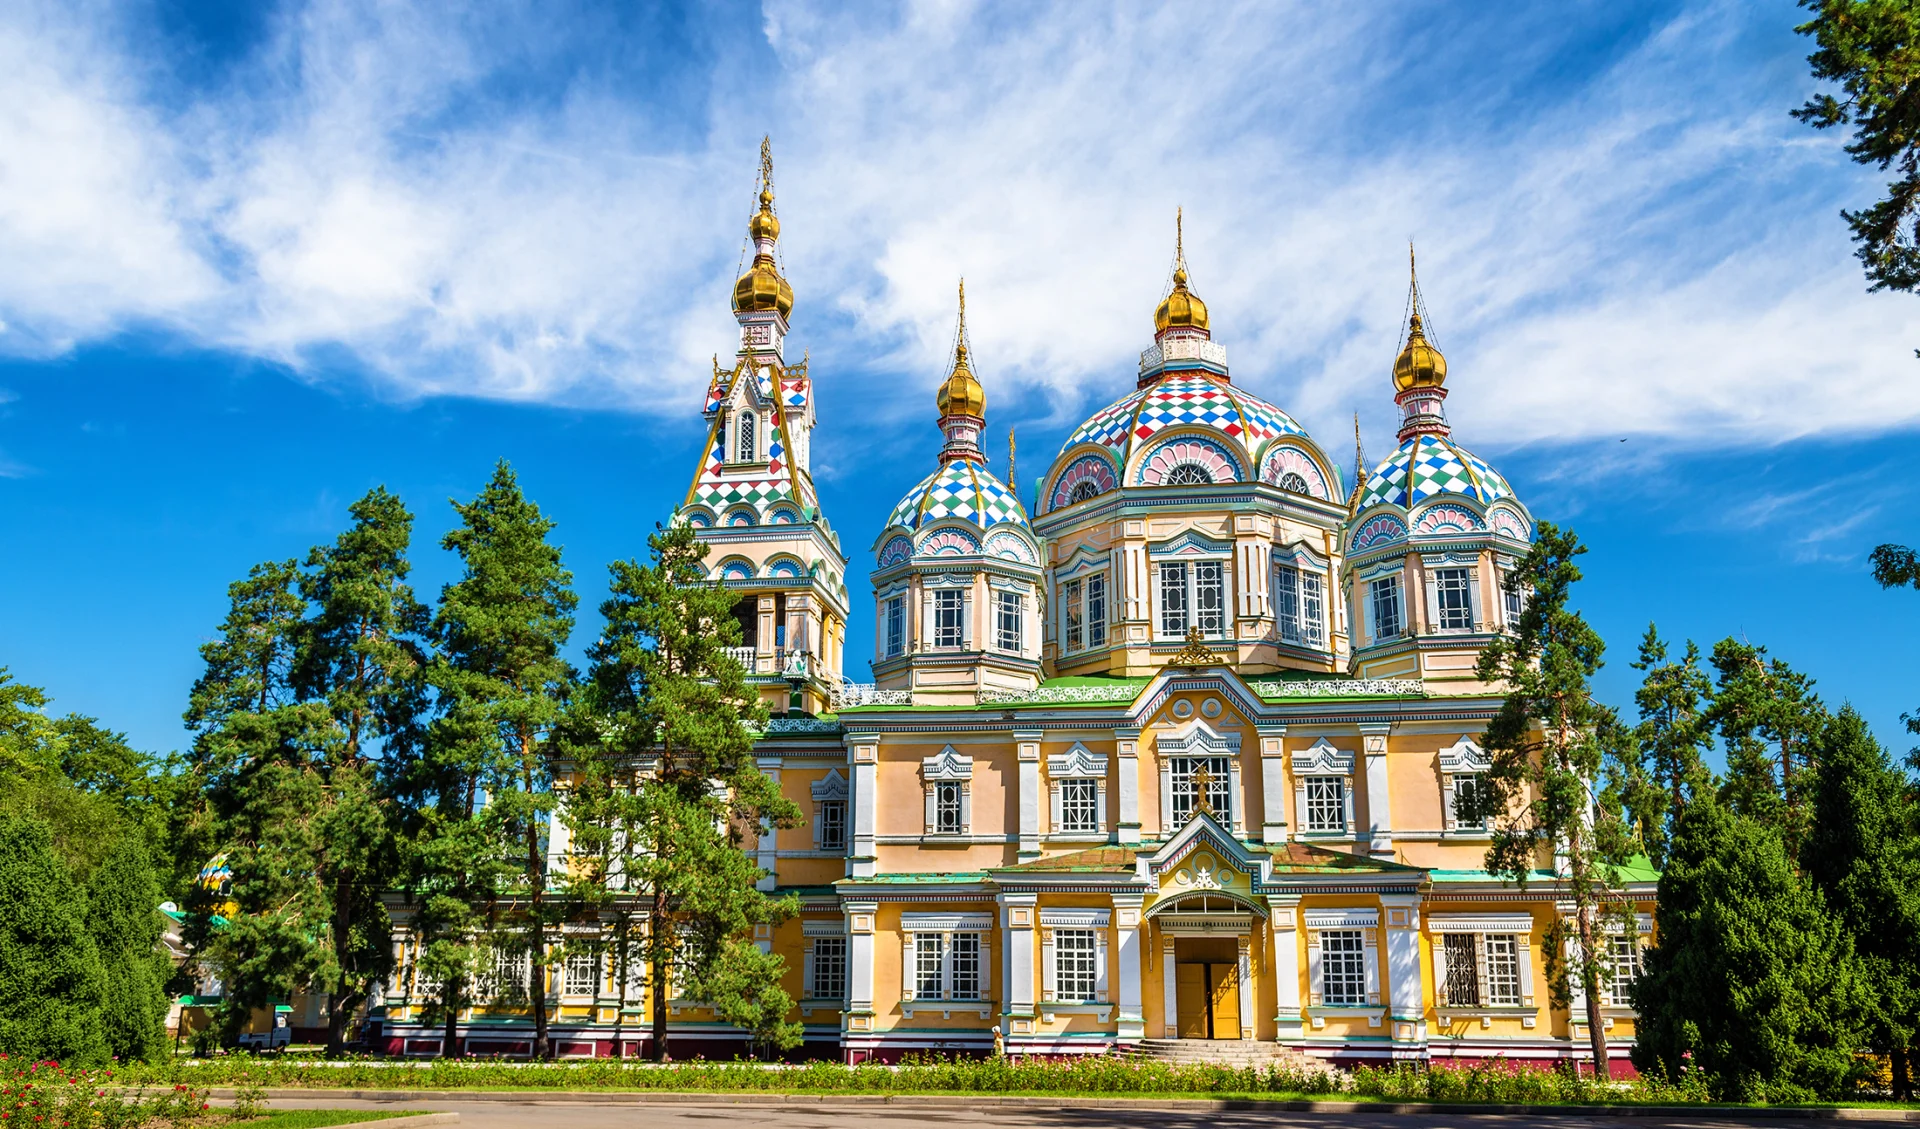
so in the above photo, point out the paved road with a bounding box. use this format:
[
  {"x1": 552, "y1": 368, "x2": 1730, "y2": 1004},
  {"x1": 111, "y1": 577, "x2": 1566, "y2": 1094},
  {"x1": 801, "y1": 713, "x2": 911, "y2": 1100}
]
[{"x1": 260, "y1": 1094, "x2": 1898, "y2": 1128}]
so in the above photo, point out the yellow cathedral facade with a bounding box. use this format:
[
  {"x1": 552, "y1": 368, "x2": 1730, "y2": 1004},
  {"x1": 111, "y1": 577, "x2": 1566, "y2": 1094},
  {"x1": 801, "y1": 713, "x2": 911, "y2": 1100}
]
[{"x1": 378, "y1": 146, "x2": 1656, "y2": 1069}]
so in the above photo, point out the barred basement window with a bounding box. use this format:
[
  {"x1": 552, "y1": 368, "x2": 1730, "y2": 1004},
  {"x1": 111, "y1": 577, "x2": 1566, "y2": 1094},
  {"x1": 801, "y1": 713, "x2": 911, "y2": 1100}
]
[
  {"x1": 1053, "y1": 929, "x2": 1098, "y2": 1001},
  {"x1": 1369, "y1": 576, "x2": 1402, "y2": 640},
  {"x1": 884, "y1": 596, "x2": 905, "y2": 658},
  {"x1": 1060, "y1": 778, "x2": 1098, "y2": 832},
  {"x1": 1086, "y1": 575, "x2": 1107, "y2": 646},
  {"x1": 817, "y1": 799, "x2": 847, "y2": 851},
  {"x1": 935, "y1": 781, "x2": 965, "y2": 834},
  {"x1": 1320, "y1": 930, "x2": 1367, "y2": 1006},
  {"x1": 1304, "y1": 775, "x2": 1347, "y2": 833},
  {"x1": 933, "y1": 589, "x2": 965, "y2": 649},
  {"x1": 1443, "y1": 934, "x2": 1480, "y2": 1006},
  {"x1": 810, "y1": 937, "x2": 847, "y2": 1002},
  {"x1": 1483, "y1": 934, "x2": 1521, "y2": 1006},
  {"x1": 1435, "y1": 567, "x2": 1474, "y2": 630},
  {"x1": 1606, "y1": 936, "x2": 1643, "y2": 1006},
  {"x1": 996, "y1": 590, "x2": 1023, "y2": 652},
  {"x1": 1064, "y1": 579, "x2": 1084, "y2": 652},
  {"x1": 564, "y1": 951, "x2": 599, "y2": 996}
]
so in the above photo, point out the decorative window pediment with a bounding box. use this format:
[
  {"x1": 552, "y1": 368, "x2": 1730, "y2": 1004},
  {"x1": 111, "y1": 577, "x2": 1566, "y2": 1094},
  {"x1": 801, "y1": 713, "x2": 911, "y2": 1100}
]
[
  {"x1": 922, "y1": 746, "x2": 974, "y2": 781},
  {"x1": 1148, "y1": 529, "x2": 1231, "y2": 559},
  {"x1": 1291, "y1": 736, "x2": 1355, "y2": 775},
  {"x1": 1046, "y1": 742, "x2": 1109, "y2": 779},
  {"x1": 1156, "y1": 719, "x2": 1242, "y2": 758},
  {"x1": 811, "y1": 769, "x2": 849, "y2": 801},
  {"x1": 1438, "y1": 736, "x2": 1491, "y2": 775}
]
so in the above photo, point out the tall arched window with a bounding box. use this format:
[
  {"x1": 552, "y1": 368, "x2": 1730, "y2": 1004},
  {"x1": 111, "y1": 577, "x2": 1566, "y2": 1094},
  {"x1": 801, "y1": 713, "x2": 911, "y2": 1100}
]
[{"x1": 737, "y1": 411, "x2": 757, "y2": 462}]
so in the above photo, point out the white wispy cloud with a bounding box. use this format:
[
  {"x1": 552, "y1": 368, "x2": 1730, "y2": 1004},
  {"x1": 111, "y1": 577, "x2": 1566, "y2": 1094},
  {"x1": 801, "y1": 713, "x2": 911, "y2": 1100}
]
[{"x1": 0, "y1": 0, "x2": 1911, "y2": 463}]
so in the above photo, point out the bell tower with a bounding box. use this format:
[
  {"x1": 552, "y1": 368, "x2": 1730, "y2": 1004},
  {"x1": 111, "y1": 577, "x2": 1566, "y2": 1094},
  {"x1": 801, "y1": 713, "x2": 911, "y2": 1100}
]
[{"x1": 678, "y1": 138, "x2": 849, "y2": 715}]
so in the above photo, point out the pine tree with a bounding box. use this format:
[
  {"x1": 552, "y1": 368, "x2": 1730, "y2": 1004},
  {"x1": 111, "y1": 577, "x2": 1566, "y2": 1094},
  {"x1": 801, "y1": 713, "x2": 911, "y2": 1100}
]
[
  {"x1": 1706, "y1": 639, "x2": 1826, "y2": 858},
  {"x1": 295, "y1": 486, "x2": 426, "y2": 1050},
  {"x1": 1628, "y1": 626, "x2": 1713, "y2": 866},
  {"x1": 1633, "y1": 798, "x2": 1866, "y2": 1101},
  {"x1": 584, "y1": 521, "x2": 800, "y2": 1061},
  {"x1": 425, "y1": 462, "x2": 576, "y2": 1059},
  {"x1": 1806, "y1": 706, "x2": 1920, "y2": 1099},
  {"x1": 87, "y1": 837, "x2": 170, "y2": 1063},
  {"x1": 1470, "y1": 522, "x2": 1640, "y2": 1079},
  {"x1": 0, "y1": 815, "x2": 107, "y2": 1066}
]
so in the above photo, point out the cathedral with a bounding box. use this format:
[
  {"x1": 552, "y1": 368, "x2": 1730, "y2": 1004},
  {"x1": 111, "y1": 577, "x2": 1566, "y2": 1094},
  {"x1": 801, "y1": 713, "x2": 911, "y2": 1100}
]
[{"x1": 377, "y1": 146, "x2": 1657, "y2": 1069}]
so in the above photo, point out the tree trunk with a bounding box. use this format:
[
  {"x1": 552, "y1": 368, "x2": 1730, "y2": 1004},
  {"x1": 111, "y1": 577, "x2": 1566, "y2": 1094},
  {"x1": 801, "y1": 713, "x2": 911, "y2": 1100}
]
[
  {"x1": 649, "y1": 889, "x2": 670, "y2": 1062},
  {"x1": 1577, "y1": 902, "x2": 1610, "y2": 1080},
  {"x1": 528, "y1": 838, "x2": 550, "y2": 1060},
  {"x1": 1894, "y1": 1045, "x2": 1912, "y2": 1102},
  {"x1": 443, "y1": 977, "x2": 460, "y2": 1058},
  {"x1": 326, "y1": 876, "x2": 356, "y2": 1053},
  {"x1": 611, "y1": 918, "x2": 627, "y2": 1058}
]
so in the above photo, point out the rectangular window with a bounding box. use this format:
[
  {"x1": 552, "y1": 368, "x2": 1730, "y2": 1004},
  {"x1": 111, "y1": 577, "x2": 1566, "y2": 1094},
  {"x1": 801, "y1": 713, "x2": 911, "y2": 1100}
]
[
  {"x1": 1275, "y1": 566, "x2": 1326, "y2": 647},
  {"x1": 1606, "y1": 936, "x2": 1642, "y2": 1007},
  {"x1": 1435, "y1": 567, "x2": 1474, "y2": 630},
  {"x1": 1451, "y1": 774, "x2": 1486, "y2": 830},
  {"x1": 1502, "y1": 573, "x2": 1524, "y2": 626},
  {"x1": 1369, "y1": 576, "x2": 1402, "y2": 640},
  {"x1": 817, "y1": 799, "x2": 847, "y2": 852},
  {"x1": 916, "y1": 933, "x2": 947, "y2": 1000},
  {"x1": 491, "y1": 947, "x2": 530, "y2": 1003},
  {"x1": 1158, "y1": 562, "x2": 1188, "y2": 637},
  {"x1": 1170, "y1": 756, "x2": 1233, "y2": 824},
  {"x1": 1064, "y1": 579, "x2": 1084, "y2": 652},
  {"x1": 1443, "y1": 933, "x2": 1480, "y2": 1007},
  {"x1": 1194, "y1": 561, "x2": 1224, "y2": 635},
  {"x1": 809, "y1": 937, "x2": 847, "y2": 1002},
  {"x1": 1300, "y1": 571, "x2": 1324, "y2": 645},
  {"x1": 996, "y1": 591, "x2": 1023, "y2": 652},
  {"x1": 1320, "y1": 930, "x2": 1368, "y2": 1006},
  {"x1": 1053, "y1": 929, "x2": 1098, "y2": 1001},
  {"x1": 1304, "y1": 775, "x2": 1347, "y2": 833},
  {"x1": 1086, "y1": 575, "x2": 1107, "y2": 647},
  {"x1": 949, "y1": 933, "x2": 981, "y2": 1001},
  {"x1": 1483, "y1": 934, "x2": 1521, "y2": 1006},
  {"x1": 935, "y1": 781, "x2": 964, "y2": 834},
  {"x1": 1060, "y1": 778, "x2": 1098, "y2": 832},
  {"x1": 933, "y1": 589, "x2": 965, "y2": 650},
  {"x1": 885, "y1": 596, "x2": 905, "y2": 658},
  {"x1": 564, "y1": 951, "x2": 600, "y2": 996}
]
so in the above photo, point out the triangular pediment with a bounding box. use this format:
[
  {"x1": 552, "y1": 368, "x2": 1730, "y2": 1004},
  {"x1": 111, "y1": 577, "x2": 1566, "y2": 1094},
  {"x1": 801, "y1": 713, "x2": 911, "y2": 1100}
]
[{"x1": 1141, "y1": 810, "x2": 1267, "y2": 885}]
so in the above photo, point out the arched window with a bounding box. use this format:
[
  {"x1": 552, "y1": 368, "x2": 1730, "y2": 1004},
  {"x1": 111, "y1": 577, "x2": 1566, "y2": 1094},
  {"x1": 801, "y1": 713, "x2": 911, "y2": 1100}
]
[
  {"x1": 1068, "y1": 480, "x2": 1102, "y2": 504},
  {"x1": 1165, "y1": 463, "x2": 1213, "y2": 486},
  {"x1": 1279, "y1": 471, "x2": 1310, "y2": 494},
  {"x1": 737, "y1": 411, "x2": 757, "y2": 462}
]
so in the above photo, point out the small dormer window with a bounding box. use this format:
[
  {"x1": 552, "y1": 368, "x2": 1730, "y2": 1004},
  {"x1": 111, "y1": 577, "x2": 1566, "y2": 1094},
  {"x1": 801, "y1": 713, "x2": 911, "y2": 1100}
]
[
  {"x1": 1164, "y1": 463, "x2": 1212, "y2": 485},
  {"x1": 737, "y1": 410, "x2": 757, "y2": 462}
]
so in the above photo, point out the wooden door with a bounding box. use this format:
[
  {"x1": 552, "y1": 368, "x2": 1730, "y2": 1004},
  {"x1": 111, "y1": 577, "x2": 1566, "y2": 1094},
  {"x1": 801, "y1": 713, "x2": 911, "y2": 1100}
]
[
  {"x1": 1175, "y1": 963, "x2": 1209, "y2": 1037},
  {"x1": 1209, "y1": 961, "x2": 1240, "y2": 1038}
]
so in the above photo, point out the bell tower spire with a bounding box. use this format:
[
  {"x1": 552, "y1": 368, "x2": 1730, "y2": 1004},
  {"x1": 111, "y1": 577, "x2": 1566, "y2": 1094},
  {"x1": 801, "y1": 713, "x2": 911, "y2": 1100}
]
[
  {"x1": 732, "y1": 136, "x2": 794, "y2": 359},
  {"x1": 935, "y1": 278, "x2": 987, "y2": 464},
  {"x1": 1393, "y1": 242, "x2": 1451, "y2": 442}
]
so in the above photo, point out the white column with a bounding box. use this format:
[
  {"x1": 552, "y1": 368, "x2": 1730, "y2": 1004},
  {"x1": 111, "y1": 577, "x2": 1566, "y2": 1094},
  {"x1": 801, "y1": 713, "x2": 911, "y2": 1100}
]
[
  {"x1": 1258, "y1": 725, "x2": 1289, "y2": 844},
  {"x1": 848, "y1": 737, "x2": 879, "y2": 878},
  {"x1": 1015, "y1": 732, "x2": 1042, "y2": 861},
  {"x1": 1160, "y1": 935, "x2": 1179, "y2": 1038},
  {"x1": 999, "y1": 893, "x2": 1037, "y2": 1034},
  {"x1": 1235, "y1": 934, "x2": 1253, "y2": 1041},
  {"x1": 1116, "y1": 730, "x2": 1141, "y2": 844},
  {"x1": 1381, "y1": 894, "x2": 1426, "y2": 1056},
  {"x1": 845, "y1": 899, "x2": 878, "y2": 1041},
  {"x1": 1227, "y1": 756, "x2": 1246, "y2": 837},
  {"x1": 1269, "y1": 897, "x2": 1303, "y2": 1041},
  {"x1": 755, "y1": 758, "x2": 780, "y2": 892},
  {"x1": 1362, "y1": 724, "x2": 1393, "y2": 859},
  {"x1": 1113, "y1": 893, "x2": 1145, "y2": 1042}
]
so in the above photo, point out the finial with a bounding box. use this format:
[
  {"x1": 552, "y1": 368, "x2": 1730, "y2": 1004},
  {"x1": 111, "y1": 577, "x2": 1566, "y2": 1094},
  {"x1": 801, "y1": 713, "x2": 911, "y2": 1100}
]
[
  {"x1": 759, "y1": 135, "x2": 774, "y2": 200},
  {"x1": 1008, "y1": 426, "x2": 1016, "y2": 487},
  {"x1": 957, "y1": 277, "x2": 968, "y2": 358},
  {"x1": 1354, "y1": 412, "x2": 1365, "y2": 474}
]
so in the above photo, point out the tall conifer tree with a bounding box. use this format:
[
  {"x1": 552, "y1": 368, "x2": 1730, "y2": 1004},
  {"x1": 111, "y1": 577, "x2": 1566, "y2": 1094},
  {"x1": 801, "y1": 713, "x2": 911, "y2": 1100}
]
[
  {"x1": 87, "y1": 837, "x2": 170, "y2": 1063},
  {"x1": 426, "y1": 462, "x2": 576, "y2": 1059},
  {"x1": 1806, "y1": 707, "x2": 1920, "y2": 1099},
  {"x1": 583, "y1": 521, "x2": 800, "y2": 1060},
  {"x1": 1470, "y1": 522, "x2": 1639, "y2": 1079},
  {"x1": 1628, "y1": 626, "x2": 1713, "y2": 866},
  {"x1": 0, "y1": 815, "x2": 107, "y2": 1065},
  {"x1": 1706, "y1": 639, "x2": 1825, "y2": 857}
]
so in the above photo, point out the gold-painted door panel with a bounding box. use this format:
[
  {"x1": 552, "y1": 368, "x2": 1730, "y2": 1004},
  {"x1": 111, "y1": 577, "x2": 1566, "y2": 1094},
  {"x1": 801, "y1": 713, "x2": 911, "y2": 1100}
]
[
  {"x1": 1210, "y1": 962, "x2": 1240, "y2": 1038},
  {"x1": 1175, "y1": 964, "x2": 1209, "y2": 1038}
]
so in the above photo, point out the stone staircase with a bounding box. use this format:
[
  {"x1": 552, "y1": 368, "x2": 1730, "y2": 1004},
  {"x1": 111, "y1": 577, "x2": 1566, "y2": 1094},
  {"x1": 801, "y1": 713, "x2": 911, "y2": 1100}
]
[{"x1": 1123, "y1": 1037, "x2": 1333, "y2": 1076}]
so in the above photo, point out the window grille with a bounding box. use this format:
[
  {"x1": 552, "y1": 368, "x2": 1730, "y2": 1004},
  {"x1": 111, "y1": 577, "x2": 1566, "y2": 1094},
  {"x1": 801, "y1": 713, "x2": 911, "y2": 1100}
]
[
  {"x1": 1503, "y1": 574, "x2": 1525, "y2": 625},
  {"x1": 1369, "y1": 576, "x2": 1402, "y2": 639},
  {"x1": 884, "y1": 596, "x2": 905, "y2": 658},
  {"x1": 1170, "y1": 756, "x2": 1233, "y2": 824},
  {"x1": 1158, "y1": 563, "x2": 1188, "y2": 637},
  {"x1": 916, "y1": 933, "x2": 947, "y2": 1000},
  {"x1": 1451, "y1": 773, "x2": 1486, "y2": 829},
  {"x1": 1443, "y1": 933, "x2": 1480, "y2": 1006},
  {"x1": 1606, "y1": 936, "x2": 1642, "y2": 1006},
  {"x1": 1194, "y1": 561, "x2": 1224, "y2": 635},
  {"x1": 1064, "y1": 579, "x2": 1084, "y2": 652},
  {"x1": 1275, "y1": 565, "x2": 1325, "y2": 646},
  {"x1": 1435, "y1": 567, "x2": 1474, "y2": 630},
  {"x1": 1304, "y1": 775, "x2": 1347, "y2": 833},
  {"x1": 996, "y1": 591, "x2": 1023, "y2": 652},
  {"x1": 935, "y1": 781, "x2": 964, "y2": 834},
  {"x1": 564, "y1": 951, "x2": 600, "y2": 996},
  {"x1": 817, "y1": 800, "x2": 847, "y2": 851},
  {"x1": 933, "y1": 589, "x2": 965, "y2": 649},
  {"x1": 1069, "y1": 479, "x2": 1101, "y2": 504},
  {"x1": 1164, "y1": 463, "x2": 1212, "y2": 485},
  {"x1": 1060, "y1": 779, "x2": 1098, "y2": 832},
  {"x1": 1484, "y1": 934, "x2": 1521, "y2": 1006},
  {"x1": 949, "y1": 933, "x2": 981, "y2": 1000},
  {"x1": 737, "y1": 411, "x2": 756, "y2": 462},
  {"x1": 1086, "y1": 575, "x2": 1107, "y2": 646},
  {"x1": 809, "y1": 937, "x2": 847, "y2": 1002},
  {"x1": 1053, "y1": 929, "x2": 1098, "y2": 1001},
  {"x1": 1320, "y1": 930, "x2": 1367, "y2": 1006}
]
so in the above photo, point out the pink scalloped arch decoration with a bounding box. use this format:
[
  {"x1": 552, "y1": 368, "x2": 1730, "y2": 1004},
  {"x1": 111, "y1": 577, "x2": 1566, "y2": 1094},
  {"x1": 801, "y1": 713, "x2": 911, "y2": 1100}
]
[
  {"x1": 1490, "y1": 507, "x2": 1530, "y2": 541},
  {"x1": 1260, "y1": 446, "x2": 1328, "y2": 498},
  {"x1": 1049, "y1": 454, "x2": 1119, "y2": 511},
  {"x1": 877, "y1": 536, "x2": 912, "y2": 568},
  {"x1": 1350, "y1": 514, "x2": 1408, "y2": 552},
  {"x1": 1136, "y1": 436, "x2": 1242, "y2": 486},
  {"x1": 917, "y1": 529, "x2": 980, "y2": 557},
  {"x1": 1413, "y1": 503, "x2": 1487, "y2": 535}
]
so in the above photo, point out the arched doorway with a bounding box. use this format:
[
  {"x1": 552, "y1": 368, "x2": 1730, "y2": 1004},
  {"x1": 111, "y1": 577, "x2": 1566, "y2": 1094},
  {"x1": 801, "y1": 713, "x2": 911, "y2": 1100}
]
[{"x1": 1151, "y1": 891, "x2": 1263, "y2": 1040}]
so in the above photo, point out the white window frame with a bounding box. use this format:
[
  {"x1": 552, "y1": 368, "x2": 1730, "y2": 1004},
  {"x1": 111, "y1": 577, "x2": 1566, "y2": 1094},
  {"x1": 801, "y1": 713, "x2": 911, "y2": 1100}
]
[
  {"x1": 817, "y1": 798, "x2": 847, "y2": 851},
  {"x1": 562, "y1": 950, "x2": 601, "y2": 997},
  {"x1": 933, "y1": 588, "x2": 966, "y2": 650},
  {"x1": 1439, "y1": 736, "x2": 1494, "y2": 833},
  {"x1": 884, "y1": 594, "x2": 905, "y2": 658},
  {"x1": 901, "y1": 914, "x2": 992, "y2": 1006},
  {"x1": 1059, "y1": 778, "x2": 1098, "y2": 832},
  {"x1": 1483, "y1": 934, "x2": 1521, "y2": 1006},
  {"x1": 1038, "y1": 909, "x2": 1110, "y2": 1006},
  {"x1": 995, "y1": 590, "x2": 1023, "y2": 653},
  {"x1": 1448, "y1": 773, "x2": 1486, "y2": 831},
  {"x1": 1432, "y1": 566, "x2": 1475, "y2": 632},
  {"x1": 1168, "y1": 755, "x2": 1233, "y2": 825},
  {"x1": 1064, "y1": 578, "x2": 1085, "y2": 652},
  {"x1": 1368, "y1": 575, "x2": 1402, "y2": 641},
  {"x1": 805, "y1": 934, "x2": 847, "y2": 1003},
  {"x1": 1605, "y1": 935, "x2": 1643, "y2": 1007},
  {"x1": 922, "y1": 747, "x2": 973, "y2": 836},
  {"x1": 1086, "y1": 573, "x2": 1108, "y2": 647},
  {"x1": 1303, "y1": 775, "x2": 1347, "y2": 834},
  {"x1": 1156, "y1": 560, "x2": 1227, "y2": 639},
  {"x1": 1290, "y1": 738, "x2": 1356, "y2": 838},
  {"x1": 1047, "y1": 744, "x2": 1110, "y2": 837},
  {"x1": 736, "y1": 409, "x2": 757, "y2": 463},
  {"x1": 1431, "y1": 913, "x2": 1536, "y2": 1009},
  {"x1": 934, "y1": 781, "x2": 964, "y2": 833},
  {"x1": 1274, "y1": 562, "x2": 1326, "y2": 647},
  {"x1": 1319, "y1": 930, "x2": 1368, "y2": 1006}
]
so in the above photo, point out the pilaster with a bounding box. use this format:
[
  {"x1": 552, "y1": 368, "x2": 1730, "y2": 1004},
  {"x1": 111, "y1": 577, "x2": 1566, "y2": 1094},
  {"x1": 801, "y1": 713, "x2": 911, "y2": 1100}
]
[
  {"x1": 1257, "y1": 724, "x2": 1289, "y2": 844},
  {"x1": 755, "y1": 757, "x2": 781, "y2": 891},
  {"x1": 1112, "y1": 892, "x2": 1145, "y2": 1042},
  {"x1": 1362, "y1": 723, "x2": 1394, "y2": 859},
  {"x1": 1381, "y1": 893, "x2": 1427, "y2": 1056},
  {"x1": 1015, "y1": 731, "x2": 1042, "y2": 861},
  {"x1": 1269, "y1": 895, "x2": 1303, "y2": 1041},
  {"x1": 843, "y1": 898, "x2": 878, "y2": 1039},
  {"x1": 847, "y1": 736, "x2": 878, "y2": 879},
  {"x1": 1116, "y1": 727, "x2": 1142, "y2": 844},
  {"x1": 998, "y1": 893, "x2": 1038, "y2": 1035}
]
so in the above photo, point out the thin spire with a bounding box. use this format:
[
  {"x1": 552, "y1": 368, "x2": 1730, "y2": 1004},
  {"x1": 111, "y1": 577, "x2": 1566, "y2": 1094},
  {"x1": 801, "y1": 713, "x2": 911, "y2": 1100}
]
[
  {"x1": 759, "y1": 135, "x2": 775, "y2": 203},
  {"x1": 1008, "y1": 425, "x2": 1016, "y2": 488},
  {"x1": 1176, "y1": 207, "x2": 1186, "y2": 272},
  {"x1": 956, "y1": 277, "x2": 969, "y2": 360}
]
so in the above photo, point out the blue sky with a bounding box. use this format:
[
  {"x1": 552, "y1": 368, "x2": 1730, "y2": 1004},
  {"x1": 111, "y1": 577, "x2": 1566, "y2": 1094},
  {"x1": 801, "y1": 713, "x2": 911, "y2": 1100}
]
[{"x1": 1, "y1": 0, "x2": 1916, "y2": 761}]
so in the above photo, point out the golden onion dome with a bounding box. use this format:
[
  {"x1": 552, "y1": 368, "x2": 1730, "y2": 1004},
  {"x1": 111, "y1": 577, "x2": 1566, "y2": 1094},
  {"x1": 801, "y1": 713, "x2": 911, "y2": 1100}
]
[
  {"x1": 1392, "y1": 312, "x2": 1447, "y2": 391},
  {"x1": 937, "y1": 342, "x2": 986, "y2": 418},
  {"x1": 732, "y1": 252, "x2": 793, "y2": 317},
  {"x1": 1154, "y1": 266, "x2": 1209, "y2": 334},
  {"x1": 748, "y1": 188, "x2": 780, "y2": 242}
]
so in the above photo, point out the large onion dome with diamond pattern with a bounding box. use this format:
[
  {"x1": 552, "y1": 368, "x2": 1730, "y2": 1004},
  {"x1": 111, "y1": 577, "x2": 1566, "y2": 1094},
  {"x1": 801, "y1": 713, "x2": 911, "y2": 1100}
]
[
  {"x1": 885, "y1": 461, "x2": 1030, "y2": 535},
  {"x1": 1359, "y1": 433, "x2": 1515, "y2": 511}
]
